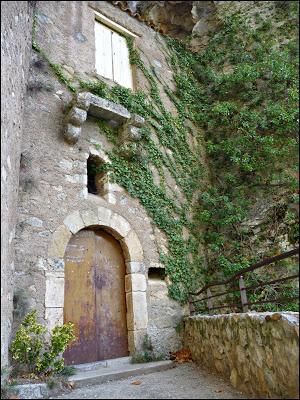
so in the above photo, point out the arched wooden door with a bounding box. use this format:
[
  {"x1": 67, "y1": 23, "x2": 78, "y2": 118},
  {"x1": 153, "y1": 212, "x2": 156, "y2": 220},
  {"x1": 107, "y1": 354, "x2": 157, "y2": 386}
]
[{"x1": 63, "y1": 228, "x2": 128, "y2": 365}]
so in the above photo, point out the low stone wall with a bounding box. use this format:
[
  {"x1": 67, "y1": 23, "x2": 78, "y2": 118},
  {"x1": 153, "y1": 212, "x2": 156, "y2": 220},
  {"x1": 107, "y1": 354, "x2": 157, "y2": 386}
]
[{"x1": 184, "y1": 312, "x2": 299, "y2": 399}]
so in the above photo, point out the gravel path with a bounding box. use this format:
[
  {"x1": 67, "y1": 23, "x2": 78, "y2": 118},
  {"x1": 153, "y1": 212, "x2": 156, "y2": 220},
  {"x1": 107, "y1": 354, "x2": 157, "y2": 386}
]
[{"x1": 54, "y1": 363, "x2": 250, "y2": 399}]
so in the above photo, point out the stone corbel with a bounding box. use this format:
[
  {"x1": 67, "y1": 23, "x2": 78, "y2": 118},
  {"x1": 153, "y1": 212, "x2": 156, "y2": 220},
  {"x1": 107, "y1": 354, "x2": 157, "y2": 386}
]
[
  {"x1": 118, "y1": 114, "x2": 146, "y2": 159},
  {"x1": 63, "y1": 92, "x2": 145, "y2": 148},
  {"x1": 63, "y1": 92, "x2": 90, "y2": 144}
]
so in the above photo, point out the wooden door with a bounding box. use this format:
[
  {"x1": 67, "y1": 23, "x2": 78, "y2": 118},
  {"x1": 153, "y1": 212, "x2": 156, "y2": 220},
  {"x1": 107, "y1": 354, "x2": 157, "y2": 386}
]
[{"x1": 63, "y1": 229, "x2": 128, "y2": 365}]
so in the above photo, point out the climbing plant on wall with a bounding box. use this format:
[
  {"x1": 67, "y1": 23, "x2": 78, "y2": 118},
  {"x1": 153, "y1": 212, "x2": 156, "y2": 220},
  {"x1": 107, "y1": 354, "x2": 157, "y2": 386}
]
[
  {"x1": 32, "y1": 1, "x2": 299, "y2": 308},
  {"x1": 163, "y1": 1, "x2": 299, "y2": 309}
]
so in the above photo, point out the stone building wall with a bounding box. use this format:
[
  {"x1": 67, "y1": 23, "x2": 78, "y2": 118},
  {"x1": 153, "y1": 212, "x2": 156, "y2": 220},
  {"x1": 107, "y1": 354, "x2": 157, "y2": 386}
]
[
  {"x1": 13, "y1": 0, "x2": 187, "y2": 358},
  {"x1": 184, "y1": 312, "x2": 299, "y2": 399},
  {"x1": 1, "y1": 0, "x2": 34, "y2": 366}
]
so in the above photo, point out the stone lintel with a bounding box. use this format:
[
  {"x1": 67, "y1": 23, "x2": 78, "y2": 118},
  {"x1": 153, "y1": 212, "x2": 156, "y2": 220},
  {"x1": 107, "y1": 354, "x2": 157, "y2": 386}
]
[{"x1": 88, "y1": 94, "x2": 131, "y2": 123}]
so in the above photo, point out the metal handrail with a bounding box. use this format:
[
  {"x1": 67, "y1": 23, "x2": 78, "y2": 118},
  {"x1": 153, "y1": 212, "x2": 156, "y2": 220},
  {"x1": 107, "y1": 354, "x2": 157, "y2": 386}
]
[{"x1": 188, "y1": 247, "x2": 299, "y2": 315}]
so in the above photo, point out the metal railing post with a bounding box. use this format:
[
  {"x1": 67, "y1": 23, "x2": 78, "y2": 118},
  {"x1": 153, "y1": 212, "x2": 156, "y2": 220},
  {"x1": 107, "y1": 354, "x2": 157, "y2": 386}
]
[
  {"x1": 188, "y1": 296, "x2": 195, "y2": 316},
  {"x1": 239, "y1": 275, "x2": 249, "y2": 312},
  {"x1": 207, "y1": 288, "x2": 213, "y2": 315}
]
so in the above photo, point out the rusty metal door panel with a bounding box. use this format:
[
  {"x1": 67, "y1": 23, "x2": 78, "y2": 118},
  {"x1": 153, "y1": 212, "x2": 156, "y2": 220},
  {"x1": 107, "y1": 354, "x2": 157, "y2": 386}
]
[{"x1": 64, "y1": 229, "x2": 128, "y2": 365}]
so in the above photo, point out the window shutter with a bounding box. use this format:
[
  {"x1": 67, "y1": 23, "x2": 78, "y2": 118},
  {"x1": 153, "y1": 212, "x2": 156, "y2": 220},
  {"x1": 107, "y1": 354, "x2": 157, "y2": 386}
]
[
  {"x1": 95, "y1": 21, "x2": 113, "y2": 80},
  {"x1": 112, "y1": 31, "x2": 133, "y2": 89}
]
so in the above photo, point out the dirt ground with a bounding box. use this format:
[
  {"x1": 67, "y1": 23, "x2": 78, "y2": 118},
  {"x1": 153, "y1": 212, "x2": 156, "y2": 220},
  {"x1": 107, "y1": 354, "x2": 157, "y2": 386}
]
[{"x1": 53, "y1": 363, "x2": 251, "y2": 399}]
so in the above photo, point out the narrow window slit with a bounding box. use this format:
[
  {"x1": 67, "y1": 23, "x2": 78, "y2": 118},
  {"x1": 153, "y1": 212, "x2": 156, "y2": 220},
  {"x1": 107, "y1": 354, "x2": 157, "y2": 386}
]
[{"x1": 87, "y1": 155, "x2": 106, "y2": 196}]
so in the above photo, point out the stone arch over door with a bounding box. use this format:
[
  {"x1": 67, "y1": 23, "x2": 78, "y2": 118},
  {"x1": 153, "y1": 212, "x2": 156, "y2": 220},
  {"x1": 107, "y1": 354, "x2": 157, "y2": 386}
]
[{"x1": 47, "y1": 207, "x2": 147, "y2": 356}]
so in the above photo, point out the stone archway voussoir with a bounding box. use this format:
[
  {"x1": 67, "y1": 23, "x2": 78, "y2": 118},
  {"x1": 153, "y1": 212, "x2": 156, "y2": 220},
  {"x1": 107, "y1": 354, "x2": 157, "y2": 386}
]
[
  {"x1": 109, "y1": 212, "x2": 131, "y2": 239},
  {"x1": 121, "y1": 230, "x2": 144, "y2": 262},
  {"x1": 48, "y1": 224, "x2": 72, "y2": 258},
  {"x1": 63, "y1": 210, "x2": 85, "y2": 234},
  {"x1": 81, "y1": 209, "x2": 99, "y2": 226}
]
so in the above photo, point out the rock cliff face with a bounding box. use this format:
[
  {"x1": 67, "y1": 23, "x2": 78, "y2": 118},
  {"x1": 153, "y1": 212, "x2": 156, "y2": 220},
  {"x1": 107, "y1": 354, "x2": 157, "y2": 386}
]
[{"x1": 111, "y1": 1, "x2": 219, "y2": 38}]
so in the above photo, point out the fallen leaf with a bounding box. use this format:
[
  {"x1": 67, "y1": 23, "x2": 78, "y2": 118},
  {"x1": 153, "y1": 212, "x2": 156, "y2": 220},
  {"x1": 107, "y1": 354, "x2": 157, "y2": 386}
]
[
  {"x1": 169, "y1": 348, "x2": 192, "y2": 363},
  {"x1": 63, "y1": 381, "x2": 75, "y2": 389},
  {"x1": 131, "y1": 380, "x2": 142, "y2": 385},
  {"x1": 215, "y1": 389, "x2": 223, "y2": 393}
]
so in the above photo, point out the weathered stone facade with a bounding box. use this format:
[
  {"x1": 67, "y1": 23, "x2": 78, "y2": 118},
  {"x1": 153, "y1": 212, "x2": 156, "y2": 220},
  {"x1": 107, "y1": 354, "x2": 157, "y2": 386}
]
[
  {"x1": 8, "y1": 0, "x2": 186, "y2": 363},
  {"x1": 2, "y1": 0, "x2": 298, "y2": 380},
  {"x1": 184, "y1": 312, "x2": 299, "y2": 399},
  {"x1": 1, "y1": 0, "x2": 34, "y2": 366}
]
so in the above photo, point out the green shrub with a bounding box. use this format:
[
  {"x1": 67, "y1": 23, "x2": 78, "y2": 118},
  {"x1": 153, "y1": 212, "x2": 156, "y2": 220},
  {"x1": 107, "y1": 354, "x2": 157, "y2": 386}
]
[
  {"x1": 131, "y1": 334, "x2": 165, "y2": 363},
  {"x1": 9, "y1": 310, "x2": 76, "y2": 376}
]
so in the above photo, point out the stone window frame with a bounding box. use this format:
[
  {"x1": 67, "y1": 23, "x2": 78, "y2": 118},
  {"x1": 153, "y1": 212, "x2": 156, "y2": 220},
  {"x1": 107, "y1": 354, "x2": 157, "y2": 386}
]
[{"x1": 47, "y1": 206, "x2": 148, "y2": 357}]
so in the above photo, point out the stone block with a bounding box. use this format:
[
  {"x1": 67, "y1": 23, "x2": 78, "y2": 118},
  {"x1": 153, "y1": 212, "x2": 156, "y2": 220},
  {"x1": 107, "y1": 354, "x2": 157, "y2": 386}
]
[
  {"x1": 48, "y1": 224, "x2": 72, "y2": 258},
  {"x1": 104, "y1": 192, "x2": 117, "y2": 205},
  {"x1": 45, "y1": 307, "x2": 63, "y2": 331},
  {"x1": 89, "y1": 146, "x2": 110, "y2": 163},
  {"x1": 59, "y1": 159, "x2": 73, "y2": 171},
  {"x1": 76, "y1": 92, "x2": 91, "y2": 110},
  {"x1": 121, "y1": 230, "x2": 144, "y2": 262},
  {"x1": 66, "y1": 106, "x2": 87, "y2": 126},
  {"x1": 64, "y1": 124, "x2": 81, "y2": 144},
  {"x1": 88, "y1": 94, "x2": 131, "y2": 123},
  {"x1": 129, "y1": 113, "x2": 145, "y2": 127},
  {"x1": 121, "y1": 125, "x2": 142, "y2": 141},
  {"x1": 128, "y1": 329, "x2": 147, "y2": 353},
  {"x1": 81, "y1": 210, "x2": 98, "y2": 227},
  {"x1": 109, "y1": 213, "x2": 131, "y2": 238},
  {"x1": 13, "y1": 383, "x2": 49, "y2": 400},
  {"x1": 126, "y1": 292, "x2": 148, "y2": 330},
  {"x1": 45, "y1": 272, "x2": 64, "y2": 308},
  {"x1": 147, "y1": 326, "x2": 183, "y2": 357},
  {"x1": 23, "y1": 217, "x2": 43, "y2": 227},
  {"x1": 47, "y1": 258, "x2": 65, "y2": 271},
  {"x1": 78, "y1": 188, "x2": 88, "y2": 199},
  {"x1": 98, "y1": 206, "x2": 112, "y2": 225},
  {"x1": 126, "y1": 261, "x2": 145, "y2": 274},
  {"x1": 125, "y1": 274, "x2": 147, "y2": 292},
  {"x1": 63, "y1": 211, "x2": 85, "y2": 234},
  {"x1": 65, "y1": 174, "x2": 87, "y2": 184},
  {"x1": 109, "y1": 183, "x2": 124, "y2": 192}
]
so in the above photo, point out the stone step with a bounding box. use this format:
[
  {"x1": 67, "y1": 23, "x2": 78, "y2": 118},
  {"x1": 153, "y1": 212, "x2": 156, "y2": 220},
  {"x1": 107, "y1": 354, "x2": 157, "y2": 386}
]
[{"x1": 68, "y1": 357, "x2": 175, "y2": 388}]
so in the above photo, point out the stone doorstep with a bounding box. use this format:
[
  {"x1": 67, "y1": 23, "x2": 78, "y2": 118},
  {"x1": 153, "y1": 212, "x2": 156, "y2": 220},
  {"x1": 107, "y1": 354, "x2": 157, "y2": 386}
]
[
  {"x1": 68, "y1": 358, "x2": 176, "y2": 388},
  {"x1": 11, "y1": 359, "x2": 175, "y2": 399},
  {"x1": 73, "y1": 356, "x2": 131, "y2": 371}
]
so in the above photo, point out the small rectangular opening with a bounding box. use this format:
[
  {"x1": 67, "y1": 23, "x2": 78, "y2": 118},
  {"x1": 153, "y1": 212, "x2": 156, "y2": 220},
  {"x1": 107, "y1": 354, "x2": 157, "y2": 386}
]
[{"x1": 148, "y1": 267, "x2": 166, "y2": 280}]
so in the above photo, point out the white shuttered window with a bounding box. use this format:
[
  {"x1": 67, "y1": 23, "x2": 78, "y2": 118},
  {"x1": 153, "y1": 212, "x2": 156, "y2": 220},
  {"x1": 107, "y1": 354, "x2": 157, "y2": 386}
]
[{"x1": 95, "y1": 20, "x2": 133, "y2": 89}]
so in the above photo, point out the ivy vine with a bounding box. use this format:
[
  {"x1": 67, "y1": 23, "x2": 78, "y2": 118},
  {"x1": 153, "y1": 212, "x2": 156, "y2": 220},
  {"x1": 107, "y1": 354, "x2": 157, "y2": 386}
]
[{"x1": 32, "y1": 2, "x2": 299, "y2": 308}]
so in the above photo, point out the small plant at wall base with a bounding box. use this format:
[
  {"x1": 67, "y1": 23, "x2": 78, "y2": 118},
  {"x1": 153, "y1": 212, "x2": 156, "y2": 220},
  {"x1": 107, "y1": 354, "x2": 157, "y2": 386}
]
[
  {"x1": 9, "y1": 310, "x2": 76, "y2": 378},
  {"x1": 131, "y1": 335, "x2": 165, "y2": 363}
]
